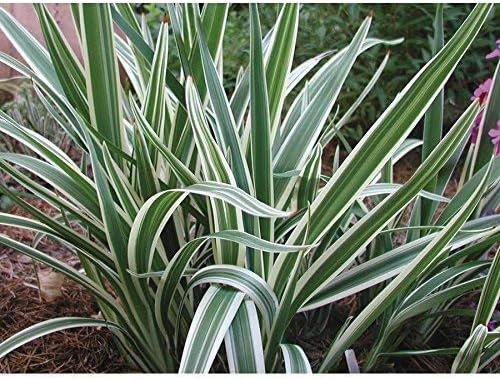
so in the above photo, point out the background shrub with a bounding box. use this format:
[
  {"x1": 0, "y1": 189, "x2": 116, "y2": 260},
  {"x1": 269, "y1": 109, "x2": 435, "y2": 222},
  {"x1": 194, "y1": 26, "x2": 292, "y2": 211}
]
[{"x1": 136, "y1": 3, "x2": 499, "y2": 141}]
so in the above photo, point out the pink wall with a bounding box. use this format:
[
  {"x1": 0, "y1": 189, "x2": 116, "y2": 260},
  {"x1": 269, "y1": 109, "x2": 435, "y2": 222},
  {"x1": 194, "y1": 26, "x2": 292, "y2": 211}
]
[{"x1": 0, "y1": 4, "x2": 81, "y2": 78}]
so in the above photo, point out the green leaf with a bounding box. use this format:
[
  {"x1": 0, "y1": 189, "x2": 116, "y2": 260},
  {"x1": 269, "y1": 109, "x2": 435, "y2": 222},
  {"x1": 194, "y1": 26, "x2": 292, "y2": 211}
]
[
  {"x1": 321, "y1": 52, "x2": 390, "y2": 146},
  {"x1": 225, "y1": 300, "x2": 266, "y2": 373},
  {"x1": 0, "y1": 234, "x2": 117, "y2": 310},
  {"x1": 0, "y1": 7, "x2": 62, "y2": 92},
  {"x1": 80, "y1": 4, "x2": 124, "y2": 157},
  {"x1": 420, "y1": 3, "x2": 444, "y2": 226},
  {"x1": 472, "y1": 247, "x2": 500, "y2": 330},
  {"x1": 249, "y1": 4, "x2": 273, "y2": 210},
  {"x1": 286, "y1": 100, "x2": 481, "y2": 306},
  {"x1": 142, "y1": 21, "x2": 170, "y2": 151},
  {"x1": 437, "y1": 156, "x2": 500, "y2": 224},
  {"x1": 472, "y1": 60, "x2": 500, "y2": 172},
  {"x1": 287, "y1": 4, "x2": 492, "y2": 247},
  {"x1": 280, "y1": 344, "x2": 312, "y2": 373},
  {"x1": 266, "y1": 4, "x2": 299, "y2": 133},
  {"x1": 187, "y1": 265, "x2": 278, "y2": 331},
  {"x1": 34, "y1": 4, "x2": 88, "y2": 120},
  {"x1": 303, "y1": 217, "x2": 499, "y2": 311},
  {"x1": 297, "y1": 144, "x2": 322, "y2": 209},
  {"x1": 193, "y1": 11, "x2": 252, "y2": 193},
  {"x1": 273, "y1": 15, "x2": 371, "y2": 209},
  {"x1": 179, "y1": 286, "x2": 244, "y2": 373},
  {"x1": 0, "y1": 317, "x2": 123, "y2": 359},
  {"x1": 319, "y1": 157, "x2": 492, "y2": 372},
  {"x1": 452, "y1": 324, "x2": 488, "y2": 373}
]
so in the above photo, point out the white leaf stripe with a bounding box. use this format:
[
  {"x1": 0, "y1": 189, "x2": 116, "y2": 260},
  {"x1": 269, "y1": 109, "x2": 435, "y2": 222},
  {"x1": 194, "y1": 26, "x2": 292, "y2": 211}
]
[
  {"x1": 280, "y1": 344, "x2": 312, "y2": 373},
  {"x1": 0, "y1": 318, "x2": 122, "y2": 359},
  {"x1": 319, "y1": 157, "x2": 492, "y2": 371},
  {"x1": 452, "y1": 325, "x2": 488, "y2": 373},
  {"x1": 179, "y1": 286, "x2": 245, "y2": 373},
  {"x1": 187, "y1": 264, "x2": 278, "y2": 331},
  {"x1": 225, "y1": 300, "x2": 266, "y2": 373}
]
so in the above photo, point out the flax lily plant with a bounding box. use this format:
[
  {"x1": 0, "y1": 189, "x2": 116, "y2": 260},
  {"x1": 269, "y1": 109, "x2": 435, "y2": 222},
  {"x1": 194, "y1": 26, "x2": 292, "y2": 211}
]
[{"x1": 0, "y1": 3, "x2": 498, "y2": 373}]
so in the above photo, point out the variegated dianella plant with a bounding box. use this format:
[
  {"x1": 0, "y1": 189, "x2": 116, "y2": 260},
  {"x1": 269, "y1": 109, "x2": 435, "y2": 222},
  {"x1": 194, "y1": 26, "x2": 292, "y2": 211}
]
[{"x1": 0, "y1": 3, "x2": 498, "y2": 373}]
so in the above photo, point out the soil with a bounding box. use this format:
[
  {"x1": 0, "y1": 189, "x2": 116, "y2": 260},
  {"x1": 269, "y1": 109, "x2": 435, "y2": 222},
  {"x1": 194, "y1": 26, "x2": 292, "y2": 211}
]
[
  {"x1": 0, "y1": 200, "x2": 134, "y2": 373},
  {"x1": 0, "y1": 147, "x2": 498, "y2": 373}
]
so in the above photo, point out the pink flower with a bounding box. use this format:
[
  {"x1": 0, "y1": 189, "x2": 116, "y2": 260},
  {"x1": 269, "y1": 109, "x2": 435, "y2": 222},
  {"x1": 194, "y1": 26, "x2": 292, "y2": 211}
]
[
  {"x1": 470, "y1": 111, "x2": 483, "y2": 144},
  {"x1": 471, "y1": 78, "x2": 492, "y2": 105},
  {"x1": 485, "y1": 39, "x2": 500, "y2": 60},
  {"x1": 488, "y1": 121, "x2": 500, "y2": 156}
]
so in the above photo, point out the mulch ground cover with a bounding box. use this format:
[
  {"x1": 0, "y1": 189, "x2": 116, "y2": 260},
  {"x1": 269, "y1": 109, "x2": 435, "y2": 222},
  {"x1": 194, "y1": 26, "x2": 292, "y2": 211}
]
[{"x1": 0, "y1": 145, "x2": 497, "y2": 373}]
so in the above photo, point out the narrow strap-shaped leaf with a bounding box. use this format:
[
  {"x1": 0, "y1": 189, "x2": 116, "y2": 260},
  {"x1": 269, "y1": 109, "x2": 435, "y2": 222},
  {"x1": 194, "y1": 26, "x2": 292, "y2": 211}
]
[
  {"x1": 133, "y1": 126, "x2": 160, "y2": 200},
  {"x1": 472, "y1": 247, "x2": 500, "y2": 330},
  {"x1": 129, "y1": 182, "x2": 294, "y2": 324},
  {"x1": 287, "y1": 4, "x2": 492, "y2": 248},
  {"x1": 0, "y1": 317, "x2": 123, "y2": 359},
  {"x1": 437, "y1": 156, "x2": 500, "y2": 224},
  {"x1": 114, "y1": 34, "x2": 145, "y2": 99},
  {"x1": 250, "y1": 4, "x2": 274, "y2": 211},
  {"x1": 452, "y1": 324, "x2": 488, "y2": 373},
  {"x1": 249, "y1": 4, "x2": 274, "y2": 276},
  {"x1": 33, "y1": 4, "x2": 88, "y2": 121},
  {"x1": 186, "y1": 75, "x2": 246, "y2": 265},
  {"x1": 359, "y1": 183, "x2": 450, "y2": 202},
  {"x1": 0, "y1": 111, "x2": 84, "y2": 175},
  {"x1": 187, "y1": 265, "x2": 278, "y2": 331},
  {"x1": 150, "y1": 230, "x2": 310, "y2": 335},
  {"x1": 0, "y1": 7, "x2": 62, "y2": 92},
  {"x1": 0, "y1": 53, "x2": 88, "y2": 147},
  {"x1": 179, "y1": 286, "x2": 245, "y2": 373},
  {"x1": 0, "y1": 196, "x2": 112, "y2": 270},
  {"x1": 271, "y1": 5, "x2": 492, "y2": 303},
  {"x1": 320, "y1": 52, "x2": 390, "y2": 146},
  {"x1": 391, "y1": 276, "x2": 487, "y2": 329},
  {"x1": 0, "y1": 153, "x2": 100, "y2": 217},
  {"x1": 0, "y1": 161, "x2": 105, "y2": 239},
  {"x1": 130, "y1": 97, "x2": 199, "y2": 187},
  {"x1": 225, "y1": 300, "x2": 266, "y2": 373},
  {"x1": 193, "y1": 11, "x2": 252, "y2": 194},
  {"x1": 273, "y1": 16, "x2": 371, "y2": 209},
  {"x1": 286, "y1": 100, "x2": 481, "y2": 305},
  {"x1": 285, "y1": 50, "x2": 332, "y2": 95},
  {"x1": 420, "y1": 3, "x2": 445, "y2": 226},
  {"x1": 319, "y1": 157, "x2": 492, "y2": 372},
  {"x1": 229, "y1": 29, "x2": 273, "y2": 130},
  {"x1": 303, "y1": 219, "x2": 499, "y2": 311},
  {"x1": 111, "y1": 4, "x2": 153, "y2": 61},
  {"x1": 400, "y1": 261, "x2": 490, "y2": 310},
  {"x1": 266, "y1": 4, "x2": 299, "y2": 134},
  {"x1": 142, "y1": 21, "x2": 169, "y2": 140},
  {"x1": 102, "y1": 143, "x2": 141, "y2": 219},
  {"x1": 297, "y1": 145, "x2": 322, "y2": 209},
  {"x1": 111, "y1": 5, "x2": 185, "y2": 108},
  {"x1": 80, "y1": 4, "x2": 124, "y2": 157},
  {"x1": 185, "y1": 77, "x2": 234, "y2": 184},
  {"x1": 0, "y1": 235, "x2": 117, "y2": 310},
  {"x1": 472, "y1": 60, "x2": 500, "y2": 172},
  {"x1": 278, "y1": 37, "x2": 403, "y2": 152},
  {"x1": 280, "y1": 344, "x2": 312, "y2": 373},
  {"x1": 188, "y1": 4, "x2": 228, "y2": 101},
  {"x1": 84, "y1": 127, "x2": 159, "y2": 351}
]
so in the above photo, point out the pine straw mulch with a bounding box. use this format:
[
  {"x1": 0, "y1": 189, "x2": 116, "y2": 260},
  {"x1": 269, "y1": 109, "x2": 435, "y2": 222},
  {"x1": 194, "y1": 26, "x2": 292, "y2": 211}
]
[
  {"x1": 0, "y1": 200, "x2": 136, "y2": 373},
  {"x1": 0, "y1": 148, "x2": 498, "y2": 373}
]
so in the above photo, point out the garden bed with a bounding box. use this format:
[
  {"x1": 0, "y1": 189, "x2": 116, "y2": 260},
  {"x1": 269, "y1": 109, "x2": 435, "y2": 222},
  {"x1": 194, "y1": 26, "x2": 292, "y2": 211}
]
[{"x1": 1, "y1": 151, "x2": 497, "y2": 373}]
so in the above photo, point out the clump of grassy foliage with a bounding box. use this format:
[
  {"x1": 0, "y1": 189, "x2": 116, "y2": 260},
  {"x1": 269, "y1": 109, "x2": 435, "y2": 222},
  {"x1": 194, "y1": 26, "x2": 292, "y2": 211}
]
[{"x1": 0, "y1": 4, "x2": 498, "y2": 373}]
